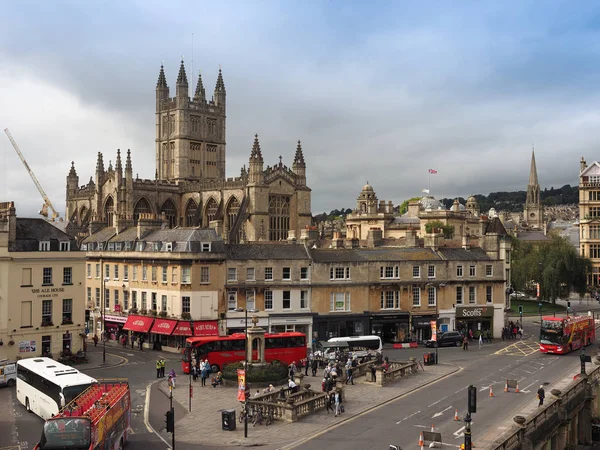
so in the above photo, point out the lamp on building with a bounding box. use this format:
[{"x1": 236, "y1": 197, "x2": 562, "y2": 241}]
[{"x1": 233, "y1": 307, "x2": 258, "y2": 438}]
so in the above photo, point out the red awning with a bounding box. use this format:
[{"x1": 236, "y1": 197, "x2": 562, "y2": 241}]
[
  {"x1": 122, "y1": 315, "x2": 154, "y2": 333},
  {"x1": 150, "y1": 319, "x2": 178, "y2": 335},
  {"x1": 172, "y1": 321, "x2": 193, "y2": 336},
  {"x1": 193, "y1": 320, "x2": 218, "y2": 336}
]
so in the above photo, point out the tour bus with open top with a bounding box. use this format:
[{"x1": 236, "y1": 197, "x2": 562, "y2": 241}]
[
  {"x1": 182, "y1": 331, "x2": 307, "y2": 373},
  {"x1": 539, "y1": 315, "x2": 595, "y2": 354},
  {"x1": 16, "y1": 357, "x2": 97, "y2": 419},
  {"x1": 33, "y1": 379, "x2": 130, "y2": 450}
]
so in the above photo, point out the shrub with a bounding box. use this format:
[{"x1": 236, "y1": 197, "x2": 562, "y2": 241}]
[{"x1": 222, "y1": 361, "x2": 288, "y2": 383}]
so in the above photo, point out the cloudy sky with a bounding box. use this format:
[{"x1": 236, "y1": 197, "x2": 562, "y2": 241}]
[{"x1": 1, "y1": 1, "x2": 599, "y2": 218}]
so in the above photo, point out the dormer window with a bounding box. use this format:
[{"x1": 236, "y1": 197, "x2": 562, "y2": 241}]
[
  {"x1": 39, "y1": 241, "x2": 50, "y2": 251},
  {"x1": 98, "y1": 242, "x2": 104, "y2": 251},
  {"x1": 201, "y1": 242, "x2": 211, "y2": 252},
  {"x1": 124, "y1": 242, "x2": 132, "y2": 251},
  {"x1": 107, "y1": 243, "x2": 115, "y2": 251},
  {"x1": 165, "y1": 242, "x2": 173, "y2": 252},
  {"x1": 153, "y1": 242, "x2": 161, "y2": 252},
  {"x1": 115, "y1": 242, "x2": 122, "y2": 251},
  {"x1": 81, "y1": 243, "x2": 88, "y2": 251},
  {"x1": 136, "y1": 241, "x2": 144, "y2": 251},
  {"x1": 60, "y1": 241, "x2": 71, "y2": 251}
]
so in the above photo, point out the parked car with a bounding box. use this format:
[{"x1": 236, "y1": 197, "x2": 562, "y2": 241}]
[
  {"x1": 510, "y1": 291, "x2": 527, "y2": 299},
  {"x1": 424, "y1": 331, "x2": 463, "y2": 348}
]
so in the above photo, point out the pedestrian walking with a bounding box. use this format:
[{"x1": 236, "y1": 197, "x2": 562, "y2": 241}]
[
  {"x1": 161, "y1": 359, "x2": 166, "y2": 377},
  {"x1": 201, "y1": 360, "x2": 208, "y2": 387},
  {"x1": 131, "y1": 334, "x2": 135, "y2": 349},
  {"x1": 478, "y1": 334, "x2": 483, "y2": 349},
  {"x1": 463, "y1": 335, "x2": 469, "y2": 351},
  {"x1": 311, "y1": 357, "x2": 318, "y2": 377},
  {"x1": 93, "y1": 335, "x2": 98, "y2": 347},
  {"x1": 537, "y1": 385, "x2": 545, "y2": 407},
  {"x1": 168, "y1": 369, "x2": 176, "y2": 388},
  {"x1": 156, "y1": 360, "x2": 161, "y2": 379},
  {"x1": 288, "y1": 361, "x2": 297, "y2": 379},
  {"x1": 334, "y1": 390, "x2": 341, "y2": 416},
  {"x1": 326, "y1": 391, "x2": 334, "y2": 414}
]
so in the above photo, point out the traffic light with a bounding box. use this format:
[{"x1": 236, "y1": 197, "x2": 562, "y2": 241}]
[
  {"x1": 468, "y1": 385, "x2": 477, "y2": 414},
  {"x1": 567, "y1": 301, "x2": 571, "y2": 309},
  {"x1": 518, "y1": 305, "x2": 523, "y2": 315},
  {"x1": 165, "y1": 409, "x2": 174, "y2": 433}
]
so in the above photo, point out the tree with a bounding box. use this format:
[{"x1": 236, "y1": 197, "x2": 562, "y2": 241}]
[{"x1": 398, "y1": 197, "x2": 421, "y2": 215}]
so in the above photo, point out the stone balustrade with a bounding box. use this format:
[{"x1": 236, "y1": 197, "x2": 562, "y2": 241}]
[
  {"x1": 363, "y1": 360, "x2": 419, "y2": 387},
  {"x1": 247, "y1": 387, "x2": 328, "y2": 423}
]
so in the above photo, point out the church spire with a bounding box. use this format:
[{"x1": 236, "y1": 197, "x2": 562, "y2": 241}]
[
  {"x1": 194, "y1": 70, "x2": 205, "y2": 101},
  {"x1": 215, "y1": 68, "x2": 225, "y2": 92},
  {"x1": 115, "y1": 148, "x2": 122, "y2": 173},
  {"x1": 250, "y1": 134, "x2": 263, "y2": 161},
  {"x1": 248, "y1": 134, "x2": 264, "y2": 185},
  {"x1": 156, "y1": 64, "x2": 167, "y2": 89},
  {"x1": 156, "y1": 63, "x2": 169, "y2": 104},
  {"x1": 293, "y1": 140, "x2": 305, "y2": 167},
  {"x1": 68, "y1": 161, "x2": 77, "y2": 177},
  {"x1": 125, "y1": 149, "x2": 132, "y2": 173},
  {"x1": 528, "y1": 148, "x2": 539, "y2": 187},
  {"x1": 176, "y1": 59, "x2": 188, "y2": 99},
  {"x1": 214, "y1": 67, "x2": 226, "y2": 108}
]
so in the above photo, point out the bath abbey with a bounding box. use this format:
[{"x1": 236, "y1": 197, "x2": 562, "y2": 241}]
[{"x1": 65, "y1": 61, "x2": 312, "y2": 242}]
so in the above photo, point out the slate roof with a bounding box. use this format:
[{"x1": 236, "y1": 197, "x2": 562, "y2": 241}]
[
  {"x1": 226, "y1": 243, "x2": 310, "y2": 261},
  {"x1": 82, "y1": 227, "x2": 117, "y2": 244},
  {"x1": 11, "y1": 218, "x2": 77, "y2": 252},
  {"x1": 516, "y1": 231, "x2": 551, "y2": 242},
  {"x1": 310, "y1": 247, "x2": 440, "y2": 263},
  {"x1": 484, "y1": 217, "x2": 508, "y2": 235},
  {"x1": 436, "y1": 247, "x2": 492, "y2": 261}
]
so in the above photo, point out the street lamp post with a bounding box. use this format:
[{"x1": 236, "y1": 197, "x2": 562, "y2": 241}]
[{"x1": 233, "y1": 307, "x2": 258, "y2": 439}]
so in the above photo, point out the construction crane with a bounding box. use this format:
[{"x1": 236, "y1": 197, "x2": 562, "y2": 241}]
[{"x1": 4, "y1": 128, "x2": 60, "y2": 220}]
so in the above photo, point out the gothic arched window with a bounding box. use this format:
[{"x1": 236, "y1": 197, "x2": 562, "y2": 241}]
[
  {"x1": 104, "y1": 196, "x2": 115, "y2": 227},
  {"x1": 133, "y1": 198, "x2": 152, "y2": 225},
  {"x1": 205, "y1": 198, "x2": 218, "y2": 224},
  {"x1": 161, "y1": 199, "x2": 178, "y2": 228},
  {"x1": 269, "y1": 196, "x2": 290, "y2": 241},
  {"x1": 79, "y1": 206, "x2": 88, "y2": 224},
  {"x1": 184, "y1": 199, "x2": 199, "y2": 227},
  {"x1": 226, "y1": 197, "x2": 240, "y2": 228}
]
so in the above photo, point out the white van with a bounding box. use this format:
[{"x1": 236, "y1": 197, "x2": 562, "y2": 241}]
[
  {"x1": 324, "y1": 335, "x2": 383, "y2": 359},
  {"x1": 0, "y1": 359, "x2": 17, "y2": 387}
]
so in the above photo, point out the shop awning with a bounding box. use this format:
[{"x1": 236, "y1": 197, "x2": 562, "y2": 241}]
[
  {"x1": 172, "y1": 321, "x2": 193, "y2": 336},
  {"x1": 193, "y1": 320, "x2": 218, "y2": 336},
  {"x1": 122, "y1": 315, "x2": 154, "y2": 333},
  {"x1": 150, "y1": 319, "x2": 178, "y2": 335}
]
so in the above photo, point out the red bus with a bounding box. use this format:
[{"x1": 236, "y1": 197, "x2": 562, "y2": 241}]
[
  {"x1": 539, "y1": 315, "x2": 596, "y2": 354},
  {"x1": 181, "y1": 332, "x2": 307, "y2": 373}
]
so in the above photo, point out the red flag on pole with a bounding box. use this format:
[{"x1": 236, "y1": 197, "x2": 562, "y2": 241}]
[{"x1": 428, "y1": 169, "x2": 438, "y2": 174}]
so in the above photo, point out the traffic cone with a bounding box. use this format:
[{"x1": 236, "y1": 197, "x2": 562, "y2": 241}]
[
  {"x1": 454, "y1": 409, "x2": 460, "y2": 421},
  {"x1": 504, "y1": 381, "x2": 508, "y2": 392},
  {"x1": 418, "y1": 431, "x2": 424, "y2": 447},
  {"x1": 516, "y1": 382, "x2": 520, "y2": 393},
  {"x1": 489, "y1": 385, "x2": 494, "y2": 397}
]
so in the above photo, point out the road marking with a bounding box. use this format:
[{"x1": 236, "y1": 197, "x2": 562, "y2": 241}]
[
  {"x1": 432, "y1": 405, "x2": 453, "y2": 418},
  {"x1": 454, "y1": 386, "x2": 468, "y2": 394},
  {"x1": 396, "y1": 410, "x2": 421, "y2": 425},
  {"x1": 144, "y1": 381, "x2": 172, "y2": 449},
  {"x1": 428, "y1": 396, "x2": 448, "y2": 407},
  {"x1": 453, "y1": 425, "x2": 466, "y2": 439}
]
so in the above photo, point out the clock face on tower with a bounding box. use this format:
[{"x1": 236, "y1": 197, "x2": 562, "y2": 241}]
[{"x1": 530, "y1": 213, "x2": 536, "y2": 218}]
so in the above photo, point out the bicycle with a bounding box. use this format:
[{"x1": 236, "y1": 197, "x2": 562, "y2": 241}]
[
  {"x1": 238, "y1": 404, "x2": 249, "y2": 423},
  {"x1": 265, "y1": 406, "x2": 275, "y2": 426},
  {"x1": 253, "y1": 406, "x2": 263, "y2": 427}
]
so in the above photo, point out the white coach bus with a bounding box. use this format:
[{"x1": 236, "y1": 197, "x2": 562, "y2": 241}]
[
  {"x1": 324, "y1": 335, "x2": 383, "y2": 359},
  {"x1": 16, "y1": 357, "x2": 97, "y2": 419}
]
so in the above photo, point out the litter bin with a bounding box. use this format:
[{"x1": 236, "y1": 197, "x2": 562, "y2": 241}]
[
  {"x1": 222, "y1": 409, "x2": 236, "y2": 431},
  {"x1": 429, "y1": 352, "x2": 436, "y2": 365}
]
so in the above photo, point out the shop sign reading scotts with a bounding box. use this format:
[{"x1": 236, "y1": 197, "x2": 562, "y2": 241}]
[{"x1": 456, "y1": 306, "x2": 494, "y2": 318}]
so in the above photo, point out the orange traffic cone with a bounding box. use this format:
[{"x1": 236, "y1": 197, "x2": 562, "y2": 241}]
[
  {"x1": 454, "y1": 409, "x2": 460, "y2": 421},
  {"x1": 504, "y1": 381, "x2": 508, "y2": 392},
  {"x1": 489, "y1": 385, "x2": 494, "y2": 397},
  {"x1": 515, "y1": 382, "x2": 520, "y2": 393},
  {"x1": 418, "y1": 431, "x2": 424, "y2": 447}
]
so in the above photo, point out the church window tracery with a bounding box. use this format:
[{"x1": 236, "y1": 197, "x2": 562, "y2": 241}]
[
  {"x1": 205, "y1": 198, "x2": 218, "y2": 223},
  {"x1": 133, "y1": 198, "x2": 152, "y2": 225},
  {"x1": 269, "y1": 195, "x2": 290, "y2": 241},
  {"x1": 161, "y1": 199, "x2": 178, "y2": 228},
  {"x1": 103, "y1": 196, "x2": 115, "y2": 227},
  {"x1": 184, "y1": 199, "x2": 199, "y2": 227}
]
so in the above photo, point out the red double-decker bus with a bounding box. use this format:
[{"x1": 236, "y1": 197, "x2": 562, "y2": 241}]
[
  {"x1": 539, "y1": 315, "x2": 596, "y2": 354},
  {"x1": 181, "y1": 332, "x2": 306, "y2": 373}
]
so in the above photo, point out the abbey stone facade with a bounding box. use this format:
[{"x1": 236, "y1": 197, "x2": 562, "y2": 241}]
[{"x1": 65, "y1": 61, "x2": 312, "y2": 242}]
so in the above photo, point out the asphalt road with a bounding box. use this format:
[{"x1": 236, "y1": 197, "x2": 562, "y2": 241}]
[{"x1": 291, "y1": 325, "x2": 592, "y2": 450}]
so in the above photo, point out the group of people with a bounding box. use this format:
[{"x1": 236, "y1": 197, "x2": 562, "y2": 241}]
[
  {"x1": 191, "y1": 359, "x2": 211, "y2": 386},
  {"x1": 502, "y1": 322, "x2": 523, "y2": 340},
  {"x1": 155, "y1": 359, "x2": 167, "y2": 378}
]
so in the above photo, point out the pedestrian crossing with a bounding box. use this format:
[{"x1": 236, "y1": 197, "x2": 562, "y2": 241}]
[{"x1": 494, "y1": 338, "x2": 540, "y2": 356}]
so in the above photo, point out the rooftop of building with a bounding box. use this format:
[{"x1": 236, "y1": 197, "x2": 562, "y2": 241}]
[{"x1": 11, "y1": 218, "x2": 77, "y2": 252}]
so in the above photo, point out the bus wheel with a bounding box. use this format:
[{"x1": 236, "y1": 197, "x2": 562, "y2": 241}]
[
  {"x1": 25, "y1": 397, "x2": 31, "y2": 413},
  {"x1": 211, "y1": 364, "x2": 219, "y2": 373}
]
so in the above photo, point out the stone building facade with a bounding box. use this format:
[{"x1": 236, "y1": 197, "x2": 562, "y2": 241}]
[
  {"x1": 0, "y1": 202, "x2": 85, "y2": 360},
  {"x1": 65, "y1": 61, "x2": 311, "y2": 243},
  {"x1": 579, "y1": 157, "x2": 600, "y2": 286}
]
